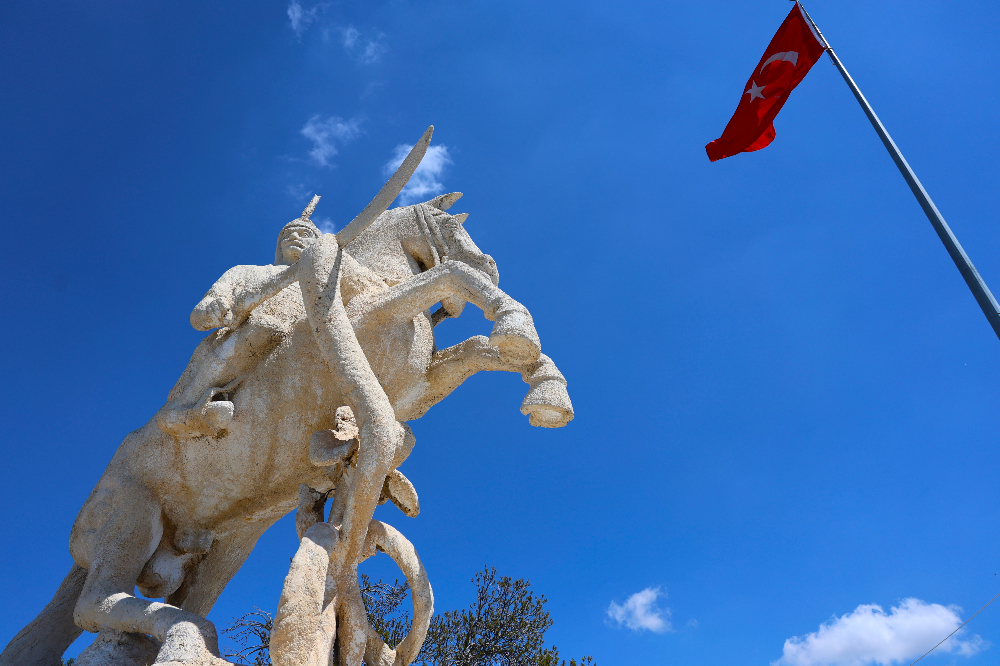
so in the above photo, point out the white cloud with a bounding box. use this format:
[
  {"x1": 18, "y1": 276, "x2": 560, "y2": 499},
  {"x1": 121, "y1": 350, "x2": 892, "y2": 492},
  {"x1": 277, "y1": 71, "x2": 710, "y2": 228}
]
[
  {"x1": 383, "y1": 143, "x2": 453, "y2": 206},
  {"x1": 337, "y1": 25, "x2": 388, "y2": 64},
  {"x1": 315, "y1": 216, "x2": 335, "y2": 234},
  {"x1": 774, "y1": 598, "x2": 988, "y2": 666},
  {"x1": 300, "y1": 115, "x2": 362, "y2": 167},
  {"x1": 287, "y1": 1, "x2": 322, "y2": 38},
  {"x1": 286, "y1": 7, "x2": 387, "y2": 64},
  {"x1": 358, "y1": 37, "x2": 388, "y2": 65},
  {"x1": 607, "y1": 587, "x2": 672, "y2": 633},
  {"x1": 339, "y1": 25, "x2": 359, "y2": 49}
]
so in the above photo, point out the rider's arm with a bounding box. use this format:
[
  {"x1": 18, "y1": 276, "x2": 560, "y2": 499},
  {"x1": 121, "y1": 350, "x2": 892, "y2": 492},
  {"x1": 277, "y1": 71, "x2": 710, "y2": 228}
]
[
  {"x1": 228, "y1": 264, "x2": 298, "y2": 323},
  {"x1": 191, "y1": 265, "x2": 298, "y2": 331},
  {"x1": 190, "y1": 264, "x2": 299, "y2": 331},
  {"x1": 190, "y1": 267, "x2": 241, "y2": 331}
]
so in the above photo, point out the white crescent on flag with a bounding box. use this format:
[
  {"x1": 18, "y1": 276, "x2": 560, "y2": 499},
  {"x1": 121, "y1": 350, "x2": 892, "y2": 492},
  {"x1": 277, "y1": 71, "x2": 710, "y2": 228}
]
[{"x1": 760, "y1": 51, "x2": 799, "y2": 73}]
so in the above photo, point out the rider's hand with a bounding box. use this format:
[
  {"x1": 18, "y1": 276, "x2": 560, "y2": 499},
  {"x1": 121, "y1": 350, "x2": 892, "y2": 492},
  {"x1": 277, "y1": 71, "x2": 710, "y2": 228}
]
[
  {"x1": 205, "y1": 298, "x2": 229, "y2": 327},
  {"x1": 191, "y1": 297, "x2": 234, "y2": 331}
]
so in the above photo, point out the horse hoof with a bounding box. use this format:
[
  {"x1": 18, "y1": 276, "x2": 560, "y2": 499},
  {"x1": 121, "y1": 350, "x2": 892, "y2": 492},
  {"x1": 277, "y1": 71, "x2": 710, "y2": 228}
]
[
  {"x1": 489, "y1": 309, "x2": 540, "y2": 363},
  {"x1": 520, "y1": 378, "x2": 574, "y2": 428},
  {"x1": 524, "y1": 404, "x2": 573, "y2": 428}
]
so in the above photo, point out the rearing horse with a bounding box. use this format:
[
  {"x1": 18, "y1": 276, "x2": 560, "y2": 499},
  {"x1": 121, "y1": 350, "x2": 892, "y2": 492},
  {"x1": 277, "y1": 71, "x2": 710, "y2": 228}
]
[
  {"x1": 1, "y1": 195, "x2": 572, "y2": 666},
  {"x1": 346, "y1": 192, "x2": 572, "y2": 427}
]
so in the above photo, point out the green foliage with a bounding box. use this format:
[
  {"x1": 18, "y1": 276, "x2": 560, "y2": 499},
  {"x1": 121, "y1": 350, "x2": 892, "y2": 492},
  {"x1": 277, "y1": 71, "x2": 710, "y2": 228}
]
[
  {"x1": 222, "y1": 567, "x2": 594, "y2": 666},
  {"x1": 536, "y1": 646, "x2": 596, "y2": 666},
  {"x1": 359, "y1": 573, "x2": 412, "y2": 648},
  {"x1": 414, "y1": 566, "x2": 595, "y2": 666},
  {"x1": 61, "y1": 660, "x2": 75, "y2": 666}
]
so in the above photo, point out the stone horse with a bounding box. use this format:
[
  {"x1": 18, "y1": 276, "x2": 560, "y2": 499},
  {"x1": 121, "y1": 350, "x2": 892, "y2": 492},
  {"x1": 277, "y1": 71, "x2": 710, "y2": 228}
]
[{"x1": 1, "y1": 195, "x2": 572, "y2": 666}]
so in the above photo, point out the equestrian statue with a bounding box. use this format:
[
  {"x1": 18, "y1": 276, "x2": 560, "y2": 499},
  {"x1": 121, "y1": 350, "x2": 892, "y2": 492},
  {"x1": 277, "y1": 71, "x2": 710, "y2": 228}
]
[{"x1": 0, "y1": 127, "x2": 573, "y2": 666}]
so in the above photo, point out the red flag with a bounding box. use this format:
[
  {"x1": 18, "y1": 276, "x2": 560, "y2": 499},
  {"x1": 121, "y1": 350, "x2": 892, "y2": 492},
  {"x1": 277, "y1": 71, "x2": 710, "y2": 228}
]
[{"x1": 706, "y1": 3, "x2": 825, "y2": 162}]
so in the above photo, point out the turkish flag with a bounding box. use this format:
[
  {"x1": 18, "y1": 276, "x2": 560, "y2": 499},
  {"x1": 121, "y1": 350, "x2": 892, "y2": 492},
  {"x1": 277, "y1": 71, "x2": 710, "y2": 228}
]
[{"x1": 706, "y1": 3, "x2": 825, "y2": 162}]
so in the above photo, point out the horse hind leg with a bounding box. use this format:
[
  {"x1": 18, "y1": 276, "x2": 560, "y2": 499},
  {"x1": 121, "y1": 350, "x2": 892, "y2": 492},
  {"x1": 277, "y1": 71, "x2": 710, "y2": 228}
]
[
  {"x1": 173, "y1": 520, "x2": 275, "y2": 618},
  {"x1": 71, "y1": 481, "x2": 225, "y2": 664},
  {"x1": 0, "y1": 564, "x2": 87, "y2": 666}
]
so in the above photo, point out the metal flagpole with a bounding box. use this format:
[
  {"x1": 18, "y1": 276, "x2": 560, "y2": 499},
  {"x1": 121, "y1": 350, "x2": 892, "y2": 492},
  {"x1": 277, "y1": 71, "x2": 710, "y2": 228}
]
[{"x1": 795, "y1": 0, "x2": 1000, "y2": 342}]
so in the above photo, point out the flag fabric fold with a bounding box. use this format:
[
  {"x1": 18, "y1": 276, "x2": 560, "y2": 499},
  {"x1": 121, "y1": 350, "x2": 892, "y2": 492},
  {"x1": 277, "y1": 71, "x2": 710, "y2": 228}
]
[{"x1": 706, "y1": 3, "x2": 825, "y2": 162}]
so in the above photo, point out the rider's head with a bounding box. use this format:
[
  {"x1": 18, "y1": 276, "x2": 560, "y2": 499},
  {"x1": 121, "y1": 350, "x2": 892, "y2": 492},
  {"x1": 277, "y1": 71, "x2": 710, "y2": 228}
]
[{"x1": 275, "y1": 217, "x2": 321, "y2": 265}]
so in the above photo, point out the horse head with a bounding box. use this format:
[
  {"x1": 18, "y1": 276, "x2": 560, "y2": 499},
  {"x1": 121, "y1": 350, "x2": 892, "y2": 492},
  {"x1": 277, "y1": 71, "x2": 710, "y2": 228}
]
[{"x1": 347, "y1": 193, "x2": 498, "y2": 289}]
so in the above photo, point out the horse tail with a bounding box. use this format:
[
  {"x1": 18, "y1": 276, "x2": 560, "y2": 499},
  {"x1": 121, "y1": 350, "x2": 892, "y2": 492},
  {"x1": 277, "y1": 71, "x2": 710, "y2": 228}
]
[{"x1": 0, "y1": 564, "x2": 86, "y2": 666}]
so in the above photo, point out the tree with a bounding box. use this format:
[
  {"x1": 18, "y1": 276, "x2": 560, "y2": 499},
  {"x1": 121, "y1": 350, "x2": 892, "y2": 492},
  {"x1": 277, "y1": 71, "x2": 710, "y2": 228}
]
[
  {"x1": 223, "y1": 608, "x2": 273, "y2": 666},
  {"x1": 414, "y1": 567, "x2": 594, "y2": 666},
  {"x1": 222, "y1": 567, "x2": 594, "y2": 666},
  {"x1": 360, "y1": 573, "x2": 412, "y2": 649},
  {"x1": 221, "y1": 577, "x2": 411, "y2": 666}
]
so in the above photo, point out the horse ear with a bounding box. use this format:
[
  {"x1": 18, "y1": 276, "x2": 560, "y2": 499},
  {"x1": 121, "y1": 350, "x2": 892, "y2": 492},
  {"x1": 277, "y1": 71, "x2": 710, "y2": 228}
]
[
  {"x1": 428, "y1": 192, "x2": 463, "y2": 211},
  {"x1": 451, "y1": 213, "x2": 469, "y2": 225}
]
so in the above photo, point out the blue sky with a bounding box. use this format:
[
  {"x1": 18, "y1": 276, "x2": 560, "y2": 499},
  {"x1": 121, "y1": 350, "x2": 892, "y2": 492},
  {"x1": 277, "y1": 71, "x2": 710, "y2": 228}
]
[{"x1": 2, "y1": 1, "x2": 1000, "y2": 664}]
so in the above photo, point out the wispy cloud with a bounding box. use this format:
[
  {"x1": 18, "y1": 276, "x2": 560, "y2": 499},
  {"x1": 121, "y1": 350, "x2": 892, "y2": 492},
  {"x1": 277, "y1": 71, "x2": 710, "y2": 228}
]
[
  {"x1": 339, "y1": 25, "x2": 359, "y2": 49},
  {"x1": 607, "y1": 587, "x2": 672, "y2": 633},
  {"x1": 774, "y1": 598, "x2": 988, "y2": 666},
  {"x1": 287, "y1": 0, "x2": 323, "y2": 38},
  {"x1": 314, "y1": 216, "x2": 335, "y2": 234},
  {"x1": 301, "y1": 115, "x2": 362, "y2": 167},
  {"x1": 286, "y1": 4, "x2": 387, "y2": 64},
  {"x1": 336, "y1": 25, "x2": 388, "y2": 64},
  {"x1": 287, "y1": 182, "x2": 313, "y2": 201},
  {"x1": 383, "y1": 143, "x2": 453, "y2": 206}
]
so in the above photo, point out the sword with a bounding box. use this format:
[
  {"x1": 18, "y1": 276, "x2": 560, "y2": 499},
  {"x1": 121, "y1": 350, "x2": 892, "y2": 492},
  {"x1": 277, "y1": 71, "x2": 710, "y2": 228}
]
[{"x1": 334, "y1": 125, "x2": 434, "y2": 246}]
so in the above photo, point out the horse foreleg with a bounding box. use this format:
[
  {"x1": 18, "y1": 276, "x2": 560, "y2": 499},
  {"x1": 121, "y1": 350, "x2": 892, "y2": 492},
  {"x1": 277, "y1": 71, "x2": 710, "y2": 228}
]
[
  {"x1": 406, "y1": 336, "x2": 574, "y2": 428},
  {"x1": 518, "y1": 353, "x2": 574, "y2": 427},
  {"x1": 405, "y1": 336, "x2": 510, "y2": 419},
  {"x1": 349, "y1": 260, "x2": 540, "y2": 364}
]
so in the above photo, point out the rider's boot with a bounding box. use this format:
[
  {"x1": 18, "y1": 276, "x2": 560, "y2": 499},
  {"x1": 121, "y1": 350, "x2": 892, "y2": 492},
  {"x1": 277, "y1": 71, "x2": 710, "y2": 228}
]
[
  {"x1": 520, "y1": 354, "x2": 574, "y2": 428},
  {"x1": 157, "y1": 388, "x2": 234, "y2": 439},
  {"x1": 487, "y1": 298, "x2": 541, "y2": 364},
  {"x1": 378, "y1": 469, "x2": 420, "y2": 517}
]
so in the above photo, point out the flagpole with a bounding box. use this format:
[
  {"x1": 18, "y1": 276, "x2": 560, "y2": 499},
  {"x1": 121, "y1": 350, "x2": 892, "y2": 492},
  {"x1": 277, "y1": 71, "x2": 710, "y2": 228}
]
[{"x1": 795, "y1": 0, "x2": 1000, "y2": 342}]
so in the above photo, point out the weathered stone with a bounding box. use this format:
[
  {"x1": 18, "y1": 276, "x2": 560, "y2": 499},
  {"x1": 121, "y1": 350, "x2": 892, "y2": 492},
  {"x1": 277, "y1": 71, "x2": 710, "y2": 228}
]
[
  {"x1": 1, "y1": 129, "x2": 573, "y2": 666},
  {"x1": 74, "y1": 630, "x2": 161, "y2": 666}
]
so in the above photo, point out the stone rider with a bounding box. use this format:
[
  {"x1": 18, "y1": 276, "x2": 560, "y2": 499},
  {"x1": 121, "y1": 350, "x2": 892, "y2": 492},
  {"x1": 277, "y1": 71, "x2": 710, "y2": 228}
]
[{"x1": 157, "y1": 196, "x2": 387, "y2": 438}]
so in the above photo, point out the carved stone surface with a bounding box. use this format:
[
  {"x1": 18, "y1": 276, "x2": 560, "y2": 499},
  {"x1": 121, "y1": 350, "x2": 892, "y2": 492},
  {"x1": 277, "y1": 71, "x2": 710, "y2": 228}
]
[
  {"x1": 0, "y1": 131, "x2": 572, "y2": 666},
  {"x1": 75, "y1": 630, "x2": 161, "y2": 666}
]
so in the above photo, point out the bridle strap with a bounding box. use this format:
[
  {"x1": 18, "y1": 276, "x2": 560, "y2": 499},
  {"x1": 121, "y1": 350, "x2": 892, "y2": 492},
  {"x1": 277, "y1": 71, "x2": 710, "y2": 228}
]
[{"x1": 414, "y1": 204, "x2": 451, "y2": 268}]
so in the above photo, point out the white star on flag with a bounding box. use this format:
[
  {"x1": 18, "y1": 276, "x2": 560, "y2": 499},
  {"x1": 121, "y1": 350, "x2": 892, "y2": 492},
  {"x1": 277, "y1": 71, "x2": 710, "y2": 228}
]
[{"x1": 744, "y1": 81, "x2": 765, "y2": 101}]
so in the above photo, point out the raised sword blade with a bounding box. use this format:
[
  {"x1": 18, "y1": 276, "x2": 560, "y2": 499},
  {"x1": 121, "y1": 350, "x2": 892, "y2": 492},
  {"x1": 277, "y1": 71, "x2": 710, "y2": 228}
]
[{"x1": 335, "y1": 125, "x2": 434, "y2": 246}]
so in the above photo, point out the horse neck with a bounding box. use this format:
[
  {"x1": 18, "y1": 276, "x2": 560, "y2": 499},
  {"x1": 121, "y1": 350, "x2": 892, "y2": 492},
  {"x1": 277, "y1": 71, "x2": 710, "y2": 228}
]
[{"x1": 346, "y1": 207, "x2": 425, "y2": 285}]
